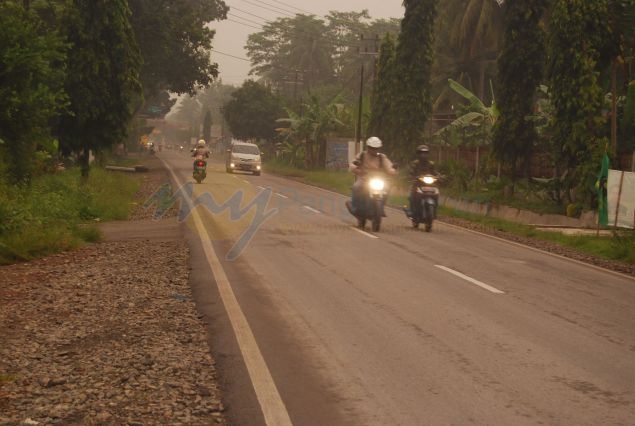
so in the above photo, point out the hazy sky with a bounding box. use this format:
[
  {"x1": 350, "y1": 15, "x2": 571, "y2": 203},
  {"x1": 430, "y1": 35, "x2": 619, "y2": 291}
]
[{"x1": 209, "y1": 0, "x2": 405, "y2": 86}]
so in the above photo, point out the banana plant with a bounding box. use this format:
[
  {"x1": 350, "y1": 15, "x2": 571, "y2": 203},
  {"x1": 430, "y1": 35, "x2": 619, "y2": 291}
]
[
  {"x1": 435, "y1": 78, "x2": 499, "y2": 174},
  {"x1": 437, "y1": 78, "x2": 499, "y2": 137}
]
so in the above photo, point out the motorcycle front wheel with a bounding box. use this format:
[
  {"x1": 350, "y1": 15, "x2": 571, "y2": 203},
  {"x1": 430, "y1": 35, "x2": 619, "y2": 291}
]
[
  {"x1": 372, "y1": 199, "x2": 382, "y2": 232},
  {"x1": 424, "y1": 203, "x2": 434, "y2": 232}
]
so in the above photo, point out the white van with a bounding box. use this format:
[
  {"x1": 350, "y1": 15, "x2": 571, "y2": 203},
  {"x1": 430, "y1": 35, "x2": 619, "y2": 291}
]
[{"x1": 225, "y1": 140, "x2": 262, "y2": 175}]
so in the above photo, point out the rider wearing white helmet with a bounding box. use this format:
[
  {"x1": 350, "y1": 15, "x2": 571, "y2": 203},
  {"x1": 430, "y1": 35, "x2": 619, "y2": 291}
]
[
  {"x1": 191, "y1": 139, "x2": 210, "y2": 168},
  {"x1": 346, "y1": 136, "x2": 396, "y2": 215}
]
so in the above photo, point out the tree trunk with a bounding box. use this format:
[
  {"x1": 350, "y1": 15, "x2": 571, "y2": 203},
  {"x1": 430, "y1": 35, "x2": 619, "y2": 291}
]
[
  {"x1": 475, "y1": 145, "x2": 480, "y2": 177},
  {"x1": 611, "y1": 58, "x2": 618, "y2": 157},
  {"x1": 79, "y1": 145, "x2": 90, "y2": 183}
]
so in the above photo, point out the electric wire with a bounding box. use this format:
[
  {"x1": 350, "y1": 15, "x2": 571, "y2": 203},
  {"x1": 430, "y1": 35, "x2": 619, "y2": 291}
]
[{"x1": 239, "y1": 0, "x2": 296, "y2": 17}]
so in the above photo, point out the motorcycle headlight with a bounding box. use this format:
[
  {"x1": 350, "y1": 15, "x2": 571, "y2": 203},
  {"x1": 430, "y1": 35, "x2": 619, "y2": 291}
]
[
  {"x1": 369, "y1": 178, "x2": 385, "y2": 191},
  {"x1": 422, "y1": 176, "x2": 436, "y2": 184}
]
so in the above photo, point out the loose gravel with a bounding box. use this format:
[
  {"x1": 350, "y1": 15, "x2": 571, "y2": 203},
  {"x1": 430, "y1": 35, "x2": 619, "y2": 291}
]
[{"x1": 0, "y1": 158, "x2": 227, "y2": 426}]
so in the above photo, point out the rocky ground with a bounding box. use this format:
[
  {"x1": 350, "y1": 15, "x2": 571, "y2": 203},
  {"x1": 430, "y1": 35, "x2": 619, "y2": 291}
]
[{"x1": 0, "y1": 158, "x2": 227, "y2": 426}]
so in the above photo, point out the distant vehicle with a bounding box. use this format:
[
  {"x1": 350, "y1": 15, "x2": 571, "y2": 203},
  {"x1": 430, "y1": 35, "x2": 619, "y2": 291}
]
[{"x1": 225, "y1": 140, "x2": 262, "y2": 175}]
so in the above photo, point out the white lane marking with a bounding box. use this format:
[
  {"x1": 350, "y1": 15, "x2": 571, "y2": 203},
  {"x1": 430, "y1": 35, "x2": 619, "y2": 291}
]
[
  {"x1": 161, "y1": 159, "x2": 293, "y2": 426},
  {"x1": 352, "y1": 227, "x2": 379, "y2": 239},
  {"x1": 256, "y1": 186, "x2": 266, "y2": 191},
  {"x1": 276, "y1": 192, "x2": 289, "y2": 199},
  {"x1": 435, "y1": 265, "x2": 505, "y2": 294},
  {"x1": 302, "y1": 205, "x2": 321, "y2": 214}
]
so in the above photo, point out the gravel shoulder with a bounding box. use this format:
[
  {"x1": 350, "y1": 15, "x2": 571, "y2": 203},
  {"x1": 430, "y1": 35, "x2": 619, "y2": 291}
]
[{"x1": 0, "y1": 158, "x2": 227, "y2": 426}]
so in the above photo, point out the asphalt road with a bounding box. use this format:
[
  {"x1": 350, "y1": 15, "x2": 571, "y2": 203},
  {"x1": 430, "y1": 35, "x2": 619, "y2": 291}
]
[{"x1": 159, "y1": 150, "x2": 635, "y2": 426}]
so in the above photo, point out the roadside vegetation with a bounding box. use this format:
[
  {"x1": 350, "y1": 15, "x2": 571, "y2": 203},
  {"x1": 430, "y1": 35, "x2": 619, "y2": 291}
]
[{"x1": 0, "y1": 167, "x2": 140, "y2": 265}]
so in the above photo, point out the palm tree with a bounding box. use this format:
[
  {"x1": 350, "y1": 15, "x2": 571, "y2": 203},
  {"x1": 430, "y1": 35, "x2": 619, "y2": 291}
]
[{"x1": 434, "y1": 0, "x2": 504, "y2": 105}]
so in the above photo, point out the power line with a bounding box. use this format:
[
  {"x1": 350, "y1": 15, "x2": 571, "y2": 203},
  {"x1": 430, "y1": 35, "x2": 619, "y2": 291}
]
[
  {"x1": 239, "y1": 0, "x2": 296, "y2": 17},
  {"x1": 228, "y1": 12, "x2": 264, "y2": 27},
  {"x1": 267, "y1": 0, "x2": 314, "y2": 15},
  {"x1": 243, "y1": 0, "x2": 302, "y2": 17},
  {"x1": 228, "y1": 5, "x2": 272, "y2": 21},
  {"x1": 226, "y1": 17, "x2": 262, "y2": 30},
  {"x1": 212, "y1": 49, "x2": 252, "y2": 62}
]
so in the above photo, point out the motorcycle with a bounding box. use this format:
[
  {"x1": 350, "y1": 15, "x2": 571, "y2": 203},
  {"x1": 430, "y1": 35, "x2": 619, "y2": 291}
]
[
  {"x1": 192, "y1": 154, "x2": 207, "y2": 184},
  {"x1": 348, "y1": 161, "x2": 389, "y2": 232},
  {"x1": 408, "y1": 174, "x2": 440, "y2": 232}
]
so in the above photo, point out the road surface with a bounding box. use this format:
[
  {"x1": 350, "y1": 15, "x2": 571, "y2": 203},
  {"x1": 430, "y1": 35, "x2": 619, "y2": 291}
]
[{"x1": 156, "y1": 150, "x2": 635, "y2": 426}]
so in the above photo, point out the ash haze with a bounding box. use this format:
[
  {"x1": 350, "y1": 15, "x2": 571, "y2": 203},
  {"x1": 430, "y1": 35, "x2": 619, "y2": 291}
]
[{"x1": 209, "y1": 0, "x2": 405, "y2": 86}]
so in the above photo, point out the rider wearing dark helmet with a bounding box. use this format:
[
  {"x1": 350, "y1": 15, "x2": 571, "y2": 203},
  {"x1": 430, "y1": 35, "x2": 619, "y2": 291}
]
[{"x1": 404, "y1": 144, "x2": 438, "y2": 218}]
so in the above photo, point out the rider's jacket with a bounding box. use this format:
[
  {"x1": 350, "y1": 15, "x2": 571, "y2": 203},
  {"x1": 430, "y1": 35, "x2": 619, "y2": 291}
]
[
  {"x1": 351, "y1": 151, "x2": 396, "y2": 177},
  {"x1": 192, "y1": 147, "x2": 210, "y2": 159},
  {"x1": 408, "y1": 158, "x2": 436, "y2": 183}
]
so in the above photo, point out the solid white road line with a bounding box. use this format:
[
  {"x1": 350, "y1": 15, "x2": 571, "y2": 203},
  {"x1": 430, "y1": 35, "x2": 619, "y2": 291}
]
[
  {"x1": 276, "y1": 192, "x2": 289, "y2": 199},
  {"x1": 161, "y1": 159, "x2": 293, "y2": 426},
  {"x1": 435, "y1": 265, "x2": 505, "y2": 294}
]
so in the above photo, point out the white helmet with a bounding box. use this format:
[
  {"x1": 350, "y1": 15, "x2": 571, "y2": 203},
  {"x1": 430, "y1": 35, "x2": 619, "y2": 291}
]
[
  {"x1": 197, "y1": 139, "x2": 206, "y2": 147},
  {"x1": 366, "y1": 136, "x2": 382, "y2": 149}
]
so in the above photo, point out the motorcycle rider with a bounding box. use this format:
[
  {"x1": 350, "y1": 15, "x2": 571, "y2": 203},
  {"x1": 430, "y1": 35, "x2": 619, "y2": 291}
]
[
  {"x1": 404, "y1": 144, "x2": 439, "y2": 218},
  {"x1": 191, "y1": 139, "x2": 210, "y2": 168},
  {"x1": 345, "y1": 136, "x2": 397, "y2": 215}
]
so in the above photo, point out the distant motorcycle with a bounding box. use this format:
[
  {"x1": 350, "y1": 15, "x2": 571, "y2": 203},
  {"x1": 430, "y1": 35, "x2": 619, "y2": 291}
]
[
  {"x1": 192, "y1": 154, "x2": 207, "y2": 184},
  {"x1": 348, "y1": 160, "x2": 389, "y2": 232},
  {"x1": 407, "y1": 174, "x2": 440, "y2": 232}
]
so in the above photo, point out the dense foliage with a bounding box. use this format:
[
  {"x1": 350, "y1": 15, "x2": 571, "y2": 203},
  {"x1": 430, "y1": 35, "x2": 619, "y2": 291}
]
[
  {"x1": 547, "y1": 0, "x2": 612, "y2": 204},
  {"x1": 222, "y1": 81, "x2": 285, "y2": 142},
  {"x1": 0, "y1": 0, "x2": 228, "y2": 182},
  {"x1": 0, "y1": 1, "x2": 67, "y2": 183},
  {"x1": 392, "y1": 0, "x2": 438, "y2": 163},
  {"x1": 492, "y1": 0, "x2": 548, "y2": 180},
  {"x1": 58, "y1": 0, "x2": 142, "y2": 177}
]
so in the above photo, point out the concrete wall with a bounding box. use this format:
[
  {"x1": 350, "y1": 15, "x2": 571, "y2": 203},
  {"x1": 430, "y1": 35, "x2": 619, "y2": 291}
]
[{"x1": 439, "y1": 195, "x2": 598, "y2": 228}]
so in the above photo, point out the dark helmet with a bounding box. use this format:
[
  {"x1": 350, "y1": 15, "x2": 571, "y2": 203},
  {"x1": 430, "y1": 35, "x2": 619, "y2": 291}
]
[{"x1": 416, "y1": 144, "x2": 429, "y2": 153}]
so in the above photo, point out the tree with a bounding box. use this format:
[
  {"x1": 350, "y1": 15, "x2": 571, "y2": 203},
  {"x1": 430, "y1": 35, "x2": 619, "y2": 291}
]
[
  {"x1": 58, "y1": 0, "x2": 141, "y2": 178},
  {"x1": 392, "y1": 0, "x2": 438, "y2": 162},
  {"x1": 128, "y1": 0, "x2": 228, "y2": 98},
  {"x1": 433, "y1": 0, "x2": 504, "y2": 107},
  {"x1": 547, "y1": 0, "x2": 612, "y2": 205},
  {"x1": 246, "y1": 15, "x2": 335, "y2": 92},
  {"x1": 368, "y1": 34, "x2": 398, "y2": 145},
  {"x1": 0, "y1": 1, "x2": 67, "y2": 183},
  {"x1": 492, "y1": 0, "x2": 548, "y2": 182},
  {"x1": 222, "y1": 80, "x2": 285, "y2": 143}
]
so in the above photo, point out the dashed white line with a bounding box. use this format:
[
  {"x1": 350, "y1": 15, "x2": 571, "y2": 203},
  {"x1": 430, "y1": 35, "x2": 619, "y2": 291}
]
[
  {"x1": 352, "y1": 227, "x2": 379, "y2": 239},
  {"x1": 302, "y1": 205, "x2": 321, "y2": 214},
  {"x1": 435, "y1": 265, "x2": 505, "y2": 294}
]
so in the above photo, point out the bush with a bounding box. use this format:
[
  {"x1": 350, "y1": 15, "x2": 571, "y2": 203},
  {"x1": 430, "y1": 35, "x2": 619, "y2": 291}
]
[{"x1": 0, "y1": 166, "x2": 140, "y2": 264}]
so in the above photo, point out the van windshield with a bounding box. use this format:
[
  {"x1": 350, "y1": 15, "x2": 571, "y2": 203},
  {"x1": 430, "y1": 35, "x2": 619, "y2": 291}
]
[{"x1": 233, "y1": 145, "x2": 259, "y2": 155}]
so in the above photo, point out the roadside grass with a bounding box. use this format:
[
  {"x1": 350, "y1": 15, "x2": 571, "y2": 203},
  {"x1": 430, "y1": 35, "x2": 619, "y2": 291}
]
[
  {"x1": 265, "y1": 160, "x2": 355, "y2": 194},
  {"x1": 264, "y1": 162, "x2": 635, "y2": 265},
  {"x1": 0, "y1": 167, "x2": 140, "y2": 265}
]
